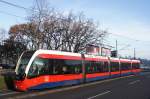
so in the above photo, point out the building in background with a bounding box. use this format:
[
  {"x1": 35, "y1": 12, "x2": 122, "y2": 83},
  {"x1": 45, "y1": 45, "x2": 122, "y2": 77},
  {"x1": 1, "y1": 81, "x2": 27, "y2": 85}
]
[{"x1": 86, "y1": 44, "x2": 111, "y2": 57}]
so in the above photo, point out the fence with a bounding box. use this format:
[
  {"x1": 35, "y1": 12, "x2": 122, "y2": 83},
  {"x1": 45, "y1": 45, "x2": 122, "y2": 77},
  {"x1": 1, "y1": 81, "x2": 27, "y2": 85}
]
[{"x1": 0, "y1": 69, "x2": 15, "y2": 75}]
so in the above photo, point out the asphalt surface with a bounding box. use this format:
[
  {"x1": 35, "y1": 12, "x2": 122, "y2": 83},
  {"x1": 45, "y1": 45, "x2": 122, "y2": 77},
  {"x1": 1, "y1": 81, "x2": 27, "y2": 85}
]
[{"x1": 1, "y1": 72, "x2": 150, "y2": 99}]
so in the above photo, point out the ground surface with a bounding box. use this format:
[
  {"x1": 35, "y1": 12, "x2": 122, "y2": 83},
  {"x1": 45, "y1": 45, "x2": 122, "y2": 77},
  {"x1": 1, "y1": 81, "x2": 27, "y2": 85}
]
[{"x1": 0, "y1": 72, "x2": 150, "y2": 99}]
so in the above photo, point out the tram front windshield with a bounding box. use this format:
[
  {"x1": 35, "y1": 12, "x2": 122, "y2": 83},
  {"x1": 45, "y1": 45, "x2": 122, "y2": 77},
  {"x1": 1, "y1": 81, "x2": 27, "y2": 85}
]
[{"x1": 16, "y1": 51, "x2": 35, "y2": 75}]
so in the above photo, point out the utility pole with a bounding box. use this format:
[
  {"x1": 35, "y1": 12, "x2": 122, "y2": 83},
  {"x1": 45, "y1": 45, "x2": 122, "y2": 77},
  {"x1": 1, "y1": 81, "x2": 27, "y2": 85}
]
[
  {"x1": 116, "y1": 40, "x2": 118, "y2": 57},
  {"x1": 134, "y1": 48, "x2": 136, "y2": 59},
  {"x1": 100, "y1": 37, "x2": 104, "y2": 56}
]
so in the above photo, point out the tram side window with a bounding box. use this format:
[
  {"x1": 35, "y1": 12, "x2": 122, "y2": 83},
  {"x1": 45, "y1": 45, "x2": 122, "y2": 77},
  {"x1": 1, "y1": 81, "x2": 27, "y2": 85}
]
[
  {"x1": 92, "y1": 61, "x2": 103, "y2": 73},
  {"x1": 85, "y1": 61, "x2": 95, "y2": 73},
  {"x1": 53, "y1": 59, "x2": 82, "y2": 74},
  {"x1": 64, "y1": 60, "x2": 82, "y2": 74},
  {"x1": 28, "y1": 57, "x2": 50, "y2": 78},
  {"x1": 97, "y1": 61, "x2": 109, "y2": 72},
  {"x1": 132, "y1": 63, "x2": 140, "y2": 69},
  {"x1": 110, "y1": 62, "x2": 119, "y2": 72},
  {"x1": 103, "y1": 62, "x2": 109, "y2": 72},
  {"x1": 28, "y1": 58, "x2": 82, "y2": 77},
  {"x1": 53, "y1": 59, "x2": 64, "y2": 74},
  {"x1": 95, "y1": 61, "x2": 103, "y2": 72},
  {"x1": 121, "y1": 63, "x2": 131, "y2": 70},
  {"x1": 85, "y1": 61, "x2": 108, "y2": 73},
  {"x1": 90, "y1": 61, "x2": 96, "y2": 73},
  {"x1": 85, "y1": 61, "x2": 92, "y2": 73}
]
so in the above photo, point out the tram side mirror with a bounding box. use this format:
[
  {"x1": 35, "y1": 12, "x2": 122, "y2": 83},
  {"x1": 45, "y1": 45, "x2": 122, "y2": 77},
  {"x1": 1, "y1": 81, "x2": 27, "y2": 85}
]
[{"x1": 21, "y1": 73, "x2": 26, "y2": 80}]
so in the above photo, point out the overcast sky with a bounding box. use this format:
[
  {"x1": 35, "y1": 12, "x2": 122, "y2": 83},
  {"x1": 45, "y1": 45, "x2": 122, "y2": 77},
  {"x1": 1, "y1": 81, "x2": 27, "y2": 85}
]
[{"x1": 0, "y1": 0, "x2": 150, "y2": 59}]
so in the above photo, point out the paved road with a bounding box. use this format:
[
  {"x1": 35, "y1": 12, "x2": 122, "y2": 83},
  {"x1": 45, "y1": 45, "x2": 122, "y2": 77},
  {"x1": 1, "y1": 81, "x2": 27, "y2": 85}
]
[{"x1": 1, "y1": 72, "x2": 150, "y2": 99}]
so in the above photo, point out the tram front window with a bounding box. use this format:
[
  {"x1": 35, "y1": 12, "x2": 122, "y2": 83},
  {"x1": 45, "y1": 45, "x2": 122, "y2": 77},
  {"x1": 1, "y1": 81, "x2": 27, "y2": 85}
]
[{"x1": 17, "y1": 51, "x2": 34, "y2": 76}]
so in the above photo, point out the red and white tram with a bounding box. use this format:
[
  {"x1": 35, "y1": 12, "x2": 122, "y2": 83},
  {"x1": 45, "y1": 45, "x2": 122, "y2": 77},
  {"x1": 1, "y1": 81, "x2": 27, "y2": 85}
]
[{"x1": 14, "y1": 49, "x2": 141, "y2": 91}]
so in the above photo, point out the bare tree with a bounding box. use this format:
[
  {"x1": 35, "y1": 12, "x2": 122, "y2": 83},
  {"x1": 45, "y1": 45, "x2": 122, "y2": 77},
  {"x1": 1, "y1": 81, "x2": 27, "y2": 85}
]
[
  {"x1": 8, "y1": 0, "x2": 107, "y2": 53},
  {"x1": 58, "y1": 12, "x2": 106, "y2": 52}
]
